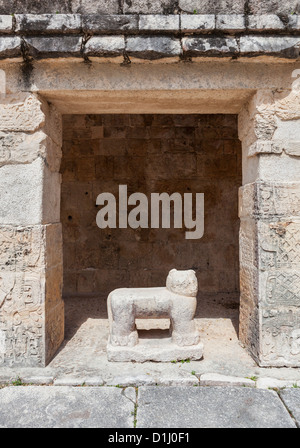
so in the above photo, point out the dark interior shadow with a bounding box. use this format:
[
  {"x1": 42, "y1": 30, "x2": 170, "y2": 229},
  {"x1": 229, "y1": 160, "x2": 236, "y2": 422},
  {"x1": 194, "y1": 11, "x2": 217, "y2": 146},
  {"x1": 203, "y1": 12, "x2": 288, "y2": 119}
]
[
  {"x1": 195, "y1": 293, "x2": 240, "y2": 337},
  {"x1": 138, "y1": 329, "x2": 171, "y2": 340}
]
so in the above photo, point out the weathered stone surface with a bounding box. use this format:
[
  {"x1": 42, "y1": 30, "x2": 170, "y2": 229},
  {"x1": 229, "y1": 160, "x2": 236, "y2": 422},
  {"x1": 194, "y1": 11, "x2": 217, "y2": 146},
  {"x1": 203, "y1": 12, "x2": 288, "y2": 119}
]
[
  {"x1": 0, "y1": 0, "x2": 297, "y2": 16},
  {"x1": 136, "y1": 386, "x2": 296, "y2": 428},
  {"x1": 0, "y1": 94, "x2": 45, "y2": 132},
  {"x1": 257, "y1": 377, "x2": 300, "y2": 389},
  {"x1": 107, "y1": 374, "x2": 156, "y2": 386},
  {"x1": 179, "y1": 0, "x2": 216, "y2": 14},
  {"x1": 0, "y1": 386, "x2": 136, "y2": 428},
  {"x1": 126, "y1": 36, "x2": 181, "y2": 59},
  {"x1": 13, "y1": 0, "x2": 72, "y2": 14},
  {"x1": 82, "y1": 14, "x2": 138, "y2": 33},
  {"x1": 139, "y1": 14, "x2": 179, "y2": 32},
  {"x1": 74, "y1": 0, "x2": 120, "y2": 14},
  {"x1": 0, "y1": 15, "x2": 13, "y2": 33},
  {"x1": 0, "y1": 90, "x2": 63, "y2": 368},
  {"x1": 40, "y1": 100, "x2": 62, "y2": 147},
  {"x1": 248, "y1": 140, "x2": 300, "y2": 157},
  {"x1": 181, "y1": 14, "x2": 215, "y2": 32},
  {"x1": 180, "y1": 0, "x2": 247, "y2": 13},
  {"x1": 0, "y1": 37, "x2": 22, "y2": 59},
  {"x1": 0, "y1": 131, "x2": 61, "y2": 171},
  {"x1": 182, "y1": 36, "x2": 238, "y2": 56},
  {"x1": 53, "y1": 377, "x2": 87, "y2": 386},
  {"x1": 238, "y1": 87, "x2": 300, "y2": 367},
  {"x1": 108, "y1": 339, "x2": 204, "y2": 362},
  {"x1": 20, "y1": 376, "x2": 54, "y2": 384},
  {"x1": 280, "y1": 389, "x2": 300, "y2": 426},
  {"x1": 216, "y1": 14, "x2": 245, "y2": 31},
  {"x1": 0, "y1": 159, "x2": 44, "y2": 225},
  {"x1": 261, "y1": 308, "x2": 300, "y2": 366},
  {"x1": 84, "y1": 36, "x2": 125, "y2": 57},
  {"x1": 15, "y1": 14, "x2": 81, "y2": 34},
  {"x1": 240, "y1": 36, "x2": 300, "y2": 57},
  {"x1": 200, "y1": 373, "x2": 255, "y2": 387},
  {"x1": 123, "y1": 0, "x2": 176, "y2": 14},
  {"x1": 107, "y1": 269, "x2": 203, "y2": 362},
  {"x1": 0, "y1": 0, "x2": 14, "y2": 15},
  {"x1": 25, "y1": 36, "x2": 82, "y2": 58},
  {"x1": 248, "y1": 0, "x2": 300, "y2": 15},
  {"x1": 0, "y1": 222, "x2": 63, "y2": 367},
  {"x1": 239, "y1": 182, "x2": 300, "y2": 219},
  {"x1": 288, "y1": 14, "x2": 300, "y2": 30},
  {"x1": 247, "y1": 14, "x2": 286, "y2": 31},
  {"x1": 0, "y1": 158, "x2": 60, "y2": 226}
]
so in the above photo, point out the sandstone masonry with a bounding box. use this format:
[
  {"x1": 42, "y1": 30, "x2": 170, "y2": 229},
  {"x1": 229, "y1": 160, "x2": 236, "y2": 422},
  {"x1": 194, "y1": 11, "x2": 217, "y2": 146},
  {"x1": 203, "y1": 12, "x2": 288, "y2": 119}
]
[{"x1": 0, "y1": 2, "x2": 299, "y2": 368}]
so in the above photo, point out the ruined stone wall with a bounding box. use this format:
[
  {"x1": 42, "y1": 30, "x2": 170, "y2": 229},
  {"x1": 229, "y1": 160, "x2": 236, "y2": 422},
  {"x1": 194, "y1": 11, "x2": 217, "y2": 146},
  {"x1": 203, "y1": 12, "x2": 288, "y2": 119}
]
[
  {"x1": 61, "y1": 114, "x2": 241, "y2": 298},
  {"x1": 0, "y1": 0, "x2": 299, "y2": 15}
]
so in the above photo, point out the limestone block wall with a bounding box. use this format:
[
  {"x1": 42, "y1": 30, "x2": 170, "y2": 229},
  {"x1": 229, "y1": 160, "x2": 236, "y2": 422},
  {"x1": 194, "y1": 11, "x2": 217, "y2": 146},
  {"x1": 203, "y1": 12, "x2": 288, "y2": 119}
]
[
  {"x1": 0, "y1": 0, "x2": 298, "y2": 15},
  {"x1": 0, "y1": 93, "x2": 64, "y2": 367},
  {"x1": 239, "y1": 85, "x2": 300, "y2": 366},
  {"x1": 61, "y1": 113, "x2": 242, "y2": 299}
]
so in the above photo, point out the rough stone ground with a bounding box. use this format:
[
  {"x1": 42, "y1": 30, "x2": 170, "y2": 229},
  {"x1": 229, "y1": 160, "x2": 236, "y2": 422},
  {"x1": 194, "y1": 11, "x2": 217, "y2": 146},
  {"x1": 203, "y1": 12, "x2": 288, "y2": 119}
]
[{"x1": 1, "y1": 295, "x2": 300, "y2": 387}]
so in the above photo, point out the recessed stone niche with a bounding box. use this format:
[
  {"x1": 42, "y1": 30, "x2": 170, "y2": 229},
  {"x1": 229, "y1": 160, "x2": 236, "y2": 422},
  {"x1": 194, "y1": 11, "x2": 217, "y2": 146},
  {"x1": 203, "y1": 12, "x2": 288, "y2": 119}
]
[{"x1": 60, "y1": 113, "x2": 242, "y2": 303}]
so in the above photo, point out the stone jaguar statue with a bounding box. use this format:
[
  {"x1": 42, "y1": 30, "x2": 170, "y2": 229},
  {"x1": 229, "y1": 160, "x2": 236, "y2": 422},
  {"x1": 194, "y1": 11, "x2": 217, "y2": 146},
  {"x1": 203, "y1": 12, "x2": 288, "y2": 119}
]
[{"x1": 107, "y1": 268, "x2": 200, "y2": 348}]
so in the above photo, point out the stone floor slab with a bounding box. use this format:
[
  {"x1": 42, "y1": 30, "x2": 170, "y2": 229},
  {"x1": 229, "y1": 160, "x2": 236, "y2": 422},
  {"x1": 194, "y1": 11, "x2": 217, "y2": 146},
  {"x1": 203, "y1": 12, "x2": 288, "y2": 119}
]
[
  {"x1": 0, "y1": 386, "x2": 135, "y2": 428},
  {"x1": 136, "y1": 386, "x2": 296, "y2": 428},
  {"x1": 279, "y1": 389, "x2": 300, "y2": 427}
]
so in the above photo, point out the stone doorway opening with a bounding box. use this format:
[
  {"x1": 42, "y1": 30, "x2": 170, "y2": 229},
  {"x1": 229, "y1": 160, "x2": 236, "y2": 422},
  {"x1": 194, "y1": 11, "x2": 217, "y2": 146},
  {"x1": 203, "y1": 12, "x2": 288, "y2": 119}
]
[{"x1": 50, "y1": 112, "x2": 244, "y2": 374}]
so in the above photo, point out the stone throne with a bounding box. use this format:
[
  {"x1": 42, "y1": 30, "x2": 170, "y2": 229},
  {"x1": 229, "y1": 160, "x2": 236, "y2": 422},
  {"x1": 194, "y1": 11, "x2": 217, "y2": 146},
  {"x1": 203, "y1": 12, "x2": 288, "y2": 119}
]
[{"x1": 106, "y1": 269, "x2": 204, "y2": 362}]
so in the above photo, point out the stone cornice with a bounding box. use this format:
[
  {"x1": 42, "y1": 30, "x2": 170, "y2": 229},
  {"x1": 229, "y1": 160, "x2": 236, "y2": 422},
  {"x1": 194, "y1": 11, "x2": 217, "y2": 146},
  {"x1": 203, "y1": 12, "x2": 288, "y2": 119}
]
[{"x1": 0, "y1": 14, "x2": 299, "y2": 61}]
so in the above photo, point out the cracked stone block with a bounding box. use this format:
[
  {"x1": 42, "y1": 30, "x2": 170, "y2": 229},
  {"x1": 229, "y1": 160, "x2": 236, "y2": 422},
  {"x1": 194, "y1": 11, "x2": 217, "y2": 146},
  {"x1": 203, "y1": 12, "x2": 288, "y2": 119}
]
[
  {"x1": 136, "y1": 386, "x2": 295, "y2": 428},
  {"x1": 15, "y1": 14, "x2": 82, "y2": 34},
  {"x1": 0, "y1": 37, "x2": 22, "y2": 59},
  {"x1": 0, "y1": 386, "x2": 135, "y2": 427},
  {"x1": 25, "y1": 36, "x2": 83, "y2": 59},
  {"x1": 240, "y1": 36, "x2": 300, "y2": 57},
  {"x1": 126, "y1": 36, "x2": 181, "y2": 60},
  {"x1": 182, "y1": 36, "x2": 238, "y2": 56},
  {"x1": 84, "y1": 36, "x2": 125, "y2": 58},
  {"x1": 280, "y1": 389, "x2": 300, "y2": 426}
]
